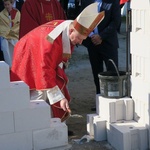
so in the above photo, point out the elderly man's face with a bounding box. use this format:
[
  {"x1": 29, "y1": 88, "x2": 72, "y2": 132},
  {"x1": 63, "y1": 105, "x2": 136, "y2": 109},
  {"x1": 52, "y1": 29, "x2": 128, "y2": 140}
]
[{"x1": 69, "y1": 28, "x2": 87, "y2": 46}]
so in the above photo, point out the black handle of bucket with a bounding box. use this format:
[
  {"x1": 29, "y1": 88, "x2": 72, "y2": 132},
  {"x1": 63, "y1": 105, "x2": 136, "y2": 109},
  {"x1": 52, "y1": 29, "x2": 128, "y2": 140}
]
[{"x1": 108, "y1": 59, "x2": 120, "y2": 78}]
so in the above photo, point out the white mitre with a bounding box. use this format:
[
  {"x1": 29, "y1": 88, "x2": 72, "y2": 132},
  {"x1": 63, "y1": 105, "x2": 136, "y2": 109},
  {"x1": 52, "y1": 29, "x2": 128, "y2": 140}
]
[{"x1": 47, "y1": 2, "x2": 105, "y2": 56}]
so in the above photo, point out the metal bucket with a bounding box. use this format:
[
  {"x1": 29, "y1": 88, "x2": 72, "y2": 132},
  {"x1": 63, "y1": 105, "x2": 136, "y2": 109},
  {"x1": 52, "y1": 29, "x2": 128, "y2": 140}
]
[{"x1": 98, "y1": 59, "x2": 128, "y2": 98}]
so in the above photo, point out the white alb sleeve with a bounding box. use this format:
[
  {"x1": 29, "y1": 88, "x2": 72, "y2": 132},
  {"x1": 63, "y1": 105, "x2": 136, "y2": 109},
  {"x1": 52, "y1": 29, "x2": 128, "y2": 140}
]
[{"x1": 47, "y1": 85, "x2": 65, "y2": 105}]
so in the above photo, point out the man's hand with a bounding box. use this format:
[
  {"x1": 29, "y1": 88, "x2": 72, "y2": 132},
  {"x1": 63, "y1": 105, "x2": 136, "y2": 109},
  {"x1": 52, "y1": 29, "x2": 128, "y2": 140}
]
[
  {"x1": 91, "y1": 34, "x2": 102, "y2": 45},
  {"x1": 60, "y1": 98, "x2": 71, "y2": 113}
]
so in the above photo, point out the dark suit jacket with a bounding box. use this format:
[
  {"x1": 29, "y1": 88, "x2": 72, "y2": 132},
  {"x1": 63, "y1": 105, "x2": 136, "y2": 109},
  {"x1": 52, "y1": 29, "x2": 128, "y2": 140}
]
[
  {"x1": 82, "y1": 0, "x2": 121, "y2": 54},
  {"x1": 0, "y1": 0, "x2": 4, "y2": 12},
  {"x1": 15, "y1": 0, "x2": 24, "y2": 11},
  {"x1": 81, "y1": 0, "x2": 95, "y2": 10}
]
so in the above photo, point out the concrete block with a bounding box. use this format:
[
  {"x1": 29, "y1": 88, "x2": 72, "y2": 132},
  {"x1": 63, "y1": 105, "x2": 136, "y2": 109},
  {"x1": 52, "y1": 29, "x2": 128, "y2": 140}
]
[
  {"x1": 0, "y1": 61, "x2": 10, "y2": 88},
  {"x1": 33, "y1": 118, "x2": 68, "y2": 150},
  {"x1": 30, "y1": 99, "x2": 51, "y2": 118},
  {"x1": 123, "y1": 97, "x2": 134, "y2": 121},
  {"x1": 131, "y1": 54, "x2": 150, "y2": 83},
  {"x1": 96, "y1": 94, "x2": 101, "y2": 114},
  {"x1": 107, "y1": 121, "x2": 148, "y2": 150},
  {"x1": 136, "y1": 128, "x2": 148, "y2": 150},
  {"x1": 99, "y1": 96, "x2": 134, "y2": 123},
  {"x1": 131, "y1": 76, "x2": 150, "y2": 100},
  {"x1": 131, "y1": 10, "x2": 148, "y2": 34},
  {"x1": 131, "y1": 0, "x2": 150, "y2": 10},
  {"x1": 99, "y1": 96, "x2": 116, "y2": 123},
  {"x1": 50, "y1": 117, "x2": 61, "y2": 124},
  {"x1": 107, "y1": 121, "x2": 131, "y2": 150},
  {"x1": 132, "y1": 96, "x2": 149, "y2": 125},
  {"x1": 115, "y1": 100, "x2": 124, "y2": 121},
  {"x1": 0, "y1": 81, "x2": 30, "y2": 112},
  {"x1": 14, "y1": 100, "x2": 51, "y2": 132},
  {"x1": 0, "y1": 111, "x2": 14, "y2": 135},
  {"x1": 47, "y1": 144, "x2": 72, "y2": 150},
  {"x1": 130, "y1": 33, "x2": 150, "y2": 58},
  {"x1": 0, "y1": 131, "x2": 32, "y2": 150},
  {"x1": 93, "y1": 116, "x2": 107, "y2": 141},
  {"x1": 87, "y1": 114, "x2": 97, "y2": 136},
  {"x1": 131, "y1": 77, "x2": 150, "y2": 124},
  {"x1": 131, "y1": 2, "x2": 150, "y2": 34}
]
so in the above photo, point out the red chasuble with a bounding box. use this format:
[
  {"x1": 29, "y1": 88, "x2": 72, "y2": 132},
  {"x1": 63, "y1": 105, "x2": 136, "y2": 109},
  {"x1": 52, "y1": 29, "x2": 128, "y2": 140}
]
[
  {"x1": 19, "y1": 0, "x2": 67, "y2": 39},
  {"x1": 11, "y1": 20, "x2": 74, "y2": 121}
]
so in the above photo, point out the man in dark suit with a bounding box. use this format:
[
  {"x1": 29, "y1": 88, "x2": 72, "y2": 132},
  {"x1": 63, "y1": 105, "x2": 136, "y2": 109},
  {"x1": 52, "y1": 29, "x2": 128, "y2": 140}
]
[{"x1": 82, "y1": 0, "x2": 121, "y2": 98}]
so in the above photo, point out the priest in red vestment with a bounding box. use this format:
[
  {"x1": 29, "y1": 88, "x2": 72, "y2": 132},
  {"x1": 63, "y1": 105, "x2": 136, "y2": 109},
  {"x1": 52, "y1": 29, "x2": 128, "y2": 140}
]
[
  {"x1": 10, "y1": 3, "x2": 105, "y2": 122},
  {"x1": 19, "y1": 0, "x2": 67, "y2": 39}
]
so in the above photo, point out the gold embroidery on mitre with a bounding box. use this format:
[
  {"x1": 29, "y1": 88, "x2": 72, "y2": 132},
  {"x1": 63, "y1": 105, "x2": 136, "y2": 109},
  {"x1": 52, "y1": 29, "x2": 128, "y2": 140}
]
[
  {"x1": 73, "y1": 20, "x2": 91, "y2": 37},
  {"x1": 88, "y1": 11, "x2": 105, "y2": 31}
]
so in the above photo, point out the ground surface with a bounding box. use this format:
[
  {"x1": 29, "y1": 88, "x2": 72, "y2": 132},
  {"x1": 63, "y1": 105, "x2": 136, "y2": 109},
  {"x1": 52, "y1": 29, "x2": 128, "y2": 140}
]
[{"x1": 65, "y1": 20, "x2": 127, "y2": 149}]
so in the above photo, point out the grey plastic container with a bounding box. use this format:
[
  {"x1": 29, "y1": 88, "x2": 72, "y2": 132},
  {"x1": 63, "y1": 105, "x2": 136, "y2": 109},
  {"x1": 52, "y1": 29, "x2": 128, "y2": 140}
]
[{"x1": 98, "y1": 71, "x2": 127, "y2": 98}]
